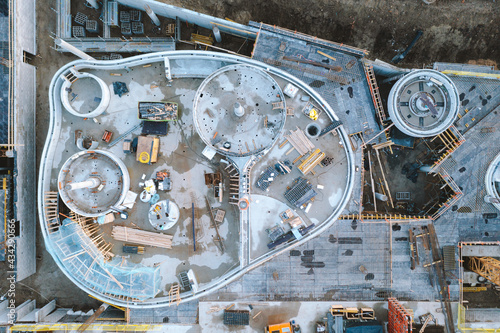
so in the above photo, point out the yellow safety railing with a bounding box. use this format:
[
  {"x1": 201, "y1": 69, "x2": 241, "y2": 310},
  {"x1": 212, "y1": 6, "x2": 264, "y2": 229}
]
[
  {"x1": 457, "y1": 304, "x2": 500, "y2": 332},
  {"x1": 441, "y1": 70, "x2": 500, "y2": 80},
  {"x1": 9, "y1": 323, "x2": 166, "y2": 332}
]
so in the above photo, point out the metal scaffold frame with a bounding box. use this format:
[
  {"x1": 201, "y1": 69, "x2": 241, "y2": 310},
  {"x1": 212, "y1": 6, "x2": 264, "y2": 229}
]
[
  {"x1": 388, "y1": 298, "x2": 412, "y2": 333},
  {"x1": 458, "y1": 241, "x2": 500, "y2": 332},
  {"x1": 9, "y1": 323, "x2": 164, "y2": 332},
  {"x1": 468, "y1": 256, "x2": 500, "y2": 286}
]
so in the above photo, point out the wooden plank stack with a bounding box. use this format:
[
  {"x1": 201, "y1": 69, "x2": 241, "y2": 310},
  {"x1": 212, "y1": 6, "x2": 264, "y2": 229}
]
[
  {"x1": 298, "y1": 148, "x2": 325, "y2": 175},
  {"x1": 284, "y1": 127, "x2": 315, "y2": 156},
  {"x1": 44, "y1": 191, "x2": 60, "y2": 234},
  {"x1": 112, "y1": 226, "x2": 173, "y2": 249}
]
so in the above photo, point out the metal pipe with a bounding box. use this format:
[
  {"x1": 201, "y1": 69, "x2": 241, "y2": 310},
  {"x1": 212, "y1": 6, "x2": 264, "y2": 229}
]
[
  {"x1": 391, "y1": 30, "x2": 423, "y2": 64},
  {"x1": 86, "y1": 0, "x2": 99, "y2": 9},
  {"x1": 233, "y1": 102, "x2": 244, "y2": 117},
  {"x1": 144, "y1": 5, "x2": 161, "y2": 26},
  {"x1": 420, "y1": 165, "x2": 433, "y2": 173},
  {"x1": 375, "y1": 192, "x2": 388, "y2": 202},
  {"x1": 212, "y1": 26, "x2": 222, "y2": 43},
  {"x1": 55, "y1": 38, "x2": 95, "y2": 60},
  {"x1": 65, "y1": 177, "x2": 100, "y2": 190}
]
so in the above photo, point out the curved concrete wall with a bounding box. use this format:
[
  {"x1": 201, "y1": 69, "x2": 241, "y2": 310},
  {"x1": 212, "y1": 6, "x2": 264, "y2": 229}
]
[
  {"x1": 57, "y1": 150, "x2": 130, "y2": 217},
  {"x1": 485, "y1": 152, "x2": 500, "y2": 212},
  {"x1": 388, "y1": 69, "x2": 459, "y2": 138},
  {"x1": 39, "y1": 51, "x2": 356, "y2": 308},
  {"x1": 60, "y1": 70, "x2": 110, "y2": 118}
]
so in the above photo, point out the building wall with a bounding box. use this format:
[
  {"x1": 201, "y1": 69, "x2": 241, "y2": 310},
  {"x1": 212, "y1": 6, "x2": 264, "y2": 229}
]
[{"x1": 13, "y1": 0, "x2": 37, "y2": 281}]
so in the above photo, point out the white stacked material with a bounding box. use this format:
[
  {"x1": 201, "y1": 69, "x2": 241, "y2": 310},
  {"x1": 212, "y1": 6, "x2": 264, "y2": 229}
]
[{"x1": 112, "y1": 226, "x2": 173, "y2": 249}]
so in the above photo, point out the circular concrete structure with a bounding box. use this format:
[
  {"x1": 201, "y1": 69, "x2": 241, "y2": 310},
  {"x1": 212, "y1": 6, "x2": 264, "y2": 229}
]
[
  {"x1": 193, "y1": 64, "x2": 286, "y2": 157},
  {"x1": 306, "y1": 123, "x2": 321, "y2": 138},
  {"x1": 485, "y1": 152, "x2": 500, "y2": 212},
  {"x1": 60, "y1": 71, "x2": 110, "y2": 118},
  {"x1": 148, "y1": 200, "x2": 180, "y2": 230},
  {"x1": 40, "y1": 51, "x2": 356, "y2": 309},
  {"x1": 57, "y1": 150, "x2": 130, "y2": 217},
  {"x1": 388, "y1": 69, "x2": 459, "y2": 137}
]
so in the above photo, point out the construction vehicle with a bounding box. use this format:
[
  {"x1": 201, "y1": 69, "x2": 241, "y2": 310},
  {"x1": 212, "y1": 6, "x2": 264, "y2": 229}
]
[{"x1": 265, "y1": 321, "x2": 301, "y2": 333}]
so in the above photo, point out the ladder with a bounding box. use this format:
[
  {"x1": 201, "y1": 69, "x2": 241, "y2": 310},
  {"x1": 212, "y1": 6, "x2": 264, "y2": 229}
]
[
  {"x1": 65, "y1": 71, "x2": 78, "y2": 83},
  {"x1": 168, "y1": 284, "x2": 181, "y2": 306},
  {"x1": 364, "y1": 64, "x2": 387, "y2": 124}
]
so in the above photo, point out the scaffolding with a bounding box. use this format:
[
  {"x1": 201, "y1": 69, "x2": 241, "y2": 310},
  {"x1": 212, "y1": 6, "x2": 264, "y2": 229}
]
[
  {"x1": 458, "y1": 241, "x2": 500, "y2": 332},
  {"x1": 468, "y1": 257, "x2": 500, "y2": 286},
  {"x1": 48, "y1": 218, "x2": 161, "y2": 301},
  {"x1": 388, "y1": 298, "x2": 412, "y2": 333},
  {"x1": 9, "y1": 323, "x2": 165, "y2": 332},
  {"x1": 43, "y1": 191, "x2": 61, "y2": 235},
  {"x1": 364, "y1": 63, "x2": 387, "y2": 125},
  {"x1": 429, "y1": 168, "x2": 464, "y2": 220},
  {"x1": 339, "y1": 214, "x2": 432, "y2": 223},
  {"x1": 429, "y1": 126, "x2": 466, "y2": 172}
]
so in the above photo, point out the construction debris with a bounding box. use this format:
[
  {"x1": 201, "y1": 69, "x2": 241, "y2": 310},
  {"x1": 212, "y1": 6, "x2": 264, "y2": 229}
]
[
  {"x1": 138, "y1": 102, "x2": 178, "y2": 121},
  {"x1": 112, "y1": 81, "x2": 129, "y2": 97}
]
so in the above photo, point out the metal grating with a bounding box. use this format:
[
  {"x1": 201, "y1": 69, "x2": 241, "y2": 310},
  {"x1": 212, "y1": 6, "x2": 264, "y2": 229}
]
[
  {"x1": 223, "y1": 310, "x2": 249, "y2": 326},
  {"x1": 121, "y1": 22, "x2": 131, "y2": 35},
  {"x1": 132, "y1": 22, "x2": 144, "y2": 35},
  {"x1": 396, "y1": 192, "x2": 411, "y2": 201},
  {"x1": 85, "y1": 20, "x2": 98, "y2": 33},
  {"x1": 130, "y1": 10, "x2": 142, "y2": 22},
  {"x1": 72, "y1": 26, "x2": 86, "y2": 38},
  {"x1": 284, "y1": 177, "x2": 317, "y2": 208},
  {"x1": 443, "y1": 245, "x2": 457, "y2": 271},
  {"x1": 74, "y1": 12, "x2": 88, "y2": 25},
  {"x1": 119, "y1": 11, "x2": 130, "y2": 23}
]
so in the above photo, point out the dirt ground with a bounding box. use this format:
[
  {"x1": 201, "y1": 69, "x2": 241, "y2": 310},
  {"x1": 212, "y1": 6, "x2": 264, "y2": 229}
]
[
  {"x1": 25, "y1": 0, "x2": 499, "y2": 311},
  {"x1": 161, "y1": 0, "x2": 500, "y2": 68}
]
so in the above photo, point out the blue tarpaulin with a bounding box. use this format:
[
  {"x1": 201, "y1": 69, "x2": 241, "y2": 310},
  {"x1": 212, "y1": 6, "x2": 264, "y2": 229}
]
[{"x1": 345, "y1": 320, "x2": 383, "y2": 333}]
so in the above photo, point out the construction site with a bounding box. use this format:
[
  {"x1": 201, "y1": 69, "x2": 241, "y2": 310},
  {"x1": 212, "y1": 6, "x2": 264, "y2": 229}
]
[{"x1": 0, "y1": 0, "x2": 499, "y2": 332}]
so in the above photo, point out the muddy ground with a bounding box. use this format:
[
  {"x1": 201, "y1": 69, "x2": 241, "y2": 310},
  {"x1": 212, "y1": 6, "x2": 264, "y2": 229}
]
[
  {"x1": 162, "y1": 0, "x2": 500, "y2": 68},
  {"x1": 23, "y1": 0, "x2": 499, "y2": 311}
]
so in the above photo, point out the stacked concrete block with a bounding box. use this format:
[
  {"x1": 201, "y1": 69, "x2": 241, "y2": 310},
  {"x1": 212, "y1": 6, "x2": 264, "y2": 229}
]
[
  {"x1": 120, "y1": 11, "x2": 130, "y2": 23},
  {"x1": 121, "y1": 22, "x2": 131, "y2": 35},
  {"x1": 74, "y1": 12, "x2": 88, "y2": 26},
  {"x1": 132, "y1": 22, "x2": 144, "y2": 35},
  {"x1": 130, "y1": 10, "x2": 142, "y2": 22},
  {"x1": 85, "y1": 20, "x2": 99, "y2": 33},
  {"x1": 72, "y1": 26, "x2": 86, "y2": 38}
]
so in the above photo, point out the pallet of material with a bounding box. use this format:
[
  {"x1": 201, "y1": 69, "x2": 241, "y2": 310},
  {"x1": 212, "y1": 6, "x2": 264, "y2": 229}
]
[
  {"x1": 284, "y1": 127, "x2": 315, "y2": 156},
  {"x1": 138, "y1": 102, "x2": 178, "y2": 121},
  {"x1": 298, "y1": 148, "x2": 325, "y2": 175},
  {"x1": 112, "y1": 226, "x2": 173, "y2": 249}
]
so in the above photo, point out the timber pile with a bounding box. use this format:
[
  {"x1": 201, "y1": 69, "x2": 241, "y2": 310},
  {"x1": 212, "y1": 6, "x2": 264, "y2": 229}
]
[
  {"x1": 284, "y1": 127, "x2": 315, "y2": 156},
  {"x1": 298, "y1": 148, "x2": 325, "y2": 175},
  {"x1": 112, "y1": 226, "x2": 173, "y2": 249}
]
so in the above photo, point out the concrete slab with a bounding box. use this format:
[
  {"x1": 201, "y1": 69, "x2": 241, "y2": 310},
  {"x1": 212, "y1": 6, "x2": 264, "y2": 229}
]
[
  {"x1": 461, "y1": 244, "x2": 500, "y2": 258},
  {"x1": 39, "y1": 52, "x2": 354, "y2": 307},
  {"x1": 198, "y1": 301, "x2": 452, "y2": 332}
]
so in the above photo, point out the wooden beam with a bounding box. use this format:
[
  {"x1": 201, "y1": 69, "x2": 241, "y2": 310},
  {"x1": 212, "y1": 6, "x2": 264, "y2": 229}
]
[
  {"x1": 77, "y1": 303, "x2": 109, "y2": 332},
  {"x1": 375, "y1": 149, "x2": 394, "y2": 208}
]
